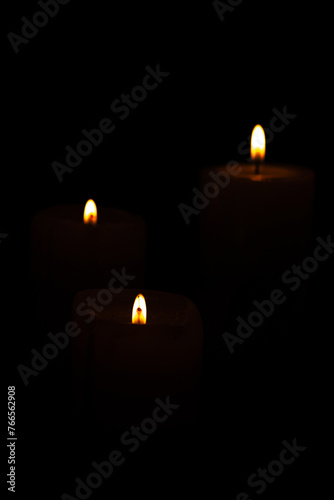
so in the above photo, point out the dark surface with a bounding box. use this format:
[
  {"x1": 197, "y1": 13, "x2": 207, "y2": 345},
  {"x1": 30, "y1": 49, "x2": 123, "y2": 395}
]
[{"x1": 2, "y1": 1, "x2": 332, "y2": 499}]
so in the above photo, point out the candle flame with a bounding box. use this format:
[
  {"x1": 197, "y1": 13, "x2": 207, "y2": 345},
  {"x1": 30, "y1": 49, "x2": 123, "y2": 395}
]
[
  {"x1": 251, "y1": 125, "x2": 266, "y2": 162},
  {"x1": 83, "y1": 199, "x2": 97, "y2": 225},
  {"x1": 132, "y1": 294, "x2": 147, "y2": 324}
]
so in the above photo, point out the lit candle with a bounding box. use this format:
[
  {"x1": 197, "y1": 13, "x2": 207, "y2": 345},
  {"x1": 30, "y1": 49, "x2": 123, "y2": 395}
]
[
  {"x1": 200, "y1": 125, "x2": 314, "y2": 291},
  {"x1": 71, "y1": 289, "x2": 203, "y2": 418},
  {"x1": 30, "y1": 201, "x2": 146, "y2": 323}
]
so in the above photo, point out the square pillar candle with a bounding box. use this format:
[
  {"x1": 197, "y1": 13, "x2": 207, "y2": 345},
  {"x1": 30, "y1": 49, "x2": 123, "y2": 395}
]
[
  {"x1": 200, "y1": 125, "x2": 314, "y2": 292},
  {"x1": 31, "y1": 200, "x2": 146, "y2": 293},
  {"x1": 71, "y1": 289, "x2": 203, "y2": 421}
]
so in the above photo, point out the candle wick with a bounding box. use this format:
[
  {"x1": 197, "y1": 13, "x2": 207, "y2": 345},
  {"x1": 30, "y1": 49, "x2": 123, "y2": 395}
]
[
  {"x1": 254, "y1": 160, "x2": 261, "y2": 175},
  {"x1": 134, "y1": 308, "x2": 143, "y2": 324}
]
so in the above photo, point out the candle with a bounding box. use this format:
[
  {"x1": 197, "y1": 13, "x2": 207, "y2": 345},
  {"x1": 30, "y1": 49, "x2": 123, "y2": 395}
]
[
  {"x1": 31, "y1": 201, "x2": 146, "y2": 293},
  {"x1": 200, "y1": 125, "x2": 314, "y2": 292},
  {"x1": 71, "y1": 289, "x2": 203, "y2": 422}
]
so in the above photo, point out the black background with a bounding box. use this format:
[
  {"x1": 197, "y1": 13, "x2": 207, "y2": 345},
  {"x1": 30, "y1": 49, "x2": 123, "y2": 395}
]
[{"x1": 2, "y1": 1, "x2": 333, "y2": 499}]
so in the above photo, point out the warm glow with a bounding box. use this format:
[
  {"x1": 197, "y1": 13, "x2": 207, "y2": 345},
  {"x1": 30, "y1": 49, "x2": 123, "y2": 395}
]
[
  {"x1": 83, "y1": 199, "x2": 97, "y2": 225},
  {"x1": 251, "y1": 125, "x2": 266, "y2": 162},
  {"x1": 132, "y1": 294, "x2": 147, "y2": 324}
]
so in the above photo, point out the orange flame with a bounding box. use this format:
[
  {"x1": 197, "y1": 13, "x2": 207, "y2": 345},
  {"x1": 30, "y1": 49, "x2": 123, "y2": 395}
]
[
  {"x1": 132, "y1": 294, "x2": 147, "y2": 324},
  {"x1": 83, "y1": 199, "x2": 97, "y2": 225},
  {"x1": 251, "y1": 125, "x2": 266, "y2": 162}
]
